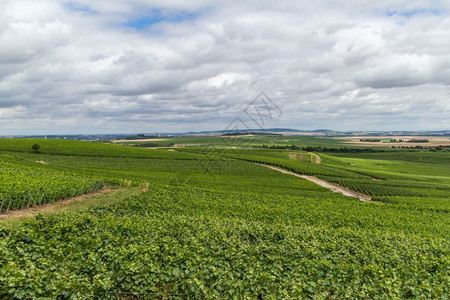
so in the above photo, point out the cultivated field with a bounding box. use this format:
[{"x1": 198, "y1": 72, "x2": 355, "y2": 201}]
[
  {"x1": 339, "y1": 136, "x2": 450, "y2": 147},
  {"x1": 0, "y1": 137, "x2": 449, "y2": 298}
]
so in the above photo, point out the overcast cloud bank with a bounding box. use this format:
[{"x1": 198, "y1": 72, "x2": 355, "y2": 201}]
[{"x1": 1, "y1": 0, "x2": 449, "y2": 134}]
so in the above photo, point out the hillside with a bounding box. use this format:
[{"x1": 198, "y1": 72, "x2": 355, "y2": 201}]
[{"x1": 0, "y1": 138, "x2": 449, "y2": 298}]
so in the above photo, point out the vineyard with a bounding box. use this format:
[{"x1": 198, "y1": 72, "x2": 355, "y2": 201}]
[
  {"x1": 0, "y1": 138, "x2": 449, "y2": 298},
  {"x1": 0, "y1": 155, "x2": 111, "y2": 213},
  {"x1": 181, "y1": 147, "x2": 450, "y2": 201},
  {"x1": 1, "y1": 185, "x2": 448, "y2": 298},
  {"x1": 0, "y1": 139, "x2": 202, "y2": 159}
]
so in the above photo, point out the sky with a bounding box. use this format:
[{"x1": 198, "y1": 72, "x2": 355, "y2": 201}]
[{"x1": 1, "y1": 0, "x2": 450, "y2": 135}]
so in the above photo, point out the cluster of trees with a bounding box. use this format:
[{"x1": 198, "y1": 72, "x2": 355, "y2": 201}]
[
  {"x1": 359, "y1": 139, "x2": 430, "y2": 143},
  {"x1": 134, "y1": 142, "x2": 175, "y2": 147},
  {"x1": 406, "y1": 139, "x2": 430, "y2": 143},
  {"x1": 261, "y1": 145, "x2": 383, "y2": 153},
  {"x1": 391, "y1": 145, "x2": 450, "y2": 151},
  {"x1": 301, "y1": 146, "x2": 383, "y2": 153},
  {"x1": 260, "y1": 144, "x2": 449, "y2": 152},
  {"x1": 262, "y1": 144, "x2": 301, "y2": 150},
  {"x1": 386, "y1": 139, "x2": 429, "y2": 143}
]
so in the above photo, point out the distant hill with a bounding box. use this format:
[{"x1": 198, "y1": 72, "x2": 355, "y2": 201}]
[{"x1": 2, "y1": 129, "x2": 449, "y2": 140}]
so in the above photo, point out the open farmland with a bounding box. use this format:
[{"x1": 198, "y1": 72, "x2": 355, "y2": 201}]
[
  {"x1": 109, "y1": 135, "x2": 354, "y2": 149},
  {"x1": 4, "y1": 0, "x2": 450, "y2": 298},
  {"x1": 338, "y1": 136, "x2": 450, "y2": 147},
  {"x1": 0, "y1": 137, "x2": 449, "y2": 299}
]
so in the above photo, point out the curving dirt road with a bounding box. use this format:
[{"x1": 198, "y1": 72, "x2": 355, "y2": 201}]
[{"x1": 259, "y1": 164, "x2": 372, "y2": 202}]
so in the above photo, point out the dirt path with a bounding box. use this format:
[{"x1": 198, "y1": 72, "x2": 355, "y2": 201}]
[
  {"x1": 259, "y1": 164, "x2": 372, "y2": 202},
  {"x1": 0, "y1": 188, "x2": 115, "y2": 220}
]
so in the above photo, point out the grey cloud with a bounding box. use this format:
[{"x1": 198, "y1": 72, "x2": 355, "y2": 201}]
[{"x1": 0, "y1": 0, "x2": 450, "y2": 134}]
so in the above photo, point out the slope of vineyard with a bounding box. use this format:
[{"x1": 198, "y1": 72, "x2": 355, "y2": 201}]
[
  {"x1": 0, "y1": 142, "x2": 335, "y2": 213},
  {"x1": 0, "y1": 185, "x2": 448, "y2": 298},
  {"x1": 189, "y1": 148, "x2": 450, "y2": 205},
  {"x1": 0, "y1": 155, "x2": 111, "y2": 212},
  {"x1": 0, "y1": 139, "x2": 201, "y2": 159},
  {"x1": 0, "y1": 139, "x2": 449, "y2": 298}
]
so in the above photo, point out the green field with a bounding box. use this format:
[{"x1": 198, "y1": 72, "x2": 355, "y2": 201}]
[
  {"x1": 114, "y1": 135, "x2": 357, "y2": 149},
  {"x1": 0, "y1": 137, "x2": 449, "y2": 298}
]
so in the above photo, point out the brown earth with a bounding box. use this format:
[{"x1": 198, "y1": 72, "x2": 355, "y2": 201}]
[{"x1": 0, "y1": 189, "x2": 115, "y2": 220}]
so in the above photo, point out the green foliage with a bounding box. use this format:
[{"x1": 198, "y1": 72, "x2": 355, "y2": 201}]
[
  {"x1": 0, "y1": 186, "x2": 448, "y2": 298},
  {"x1": 0, "y1": 155, "x2": 112, "y2": 212},
  {"x1": 31, "y1": 143, "x2": 40, "y2": 153},
  {"x1": 0, "y1": 139, "x2": 449, "y2": 298},
  {"x1": 0, "y1": 138, "x2": 200, "y2": 159},
  {"x1": 185, "y1": 147, "x2": 450, "y2": 201}
]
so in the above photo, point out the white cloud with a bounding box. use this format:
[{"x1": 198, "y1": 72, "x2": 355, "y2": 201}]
[
  {"x1": 0, "y1": 0, "x2": 449, "y2": 134},
  {"x1": 189, "y1": 72, "x2": 251, "y2": 89}
]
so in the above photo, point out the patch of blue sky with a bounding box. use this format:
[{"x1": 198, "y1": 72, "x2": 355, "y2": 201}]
[
  {"x1": 66, "y1": 2, "x2": 96, "y2": 14},
  {"x1": 386, "y1": 9, "x2": 440, "y2": 18},
  {"x1": 124, "y1": 10, "x2": 198, "y2": 30}
]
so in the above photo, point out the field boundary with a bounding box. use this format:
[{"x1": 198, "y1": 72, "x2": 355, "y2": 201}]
[
  {"x1": 0, "y1": 188, "x2": 118, "y2": 220},
  {"x1": 259, "y1": 164, "x2": 373, "y2": 202}
]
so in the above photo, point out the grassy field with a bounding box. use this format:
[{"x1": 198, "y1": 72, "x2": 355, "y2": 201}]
[
  {"x1": 111, "y1": 135, "x2": 357, "y2": 149},
  {"x1": 0, "y1": 137, "x2": 449, "y2": 298},
  {"x1": 112, "y1": 134, "x2": 450, "y2": 151}
]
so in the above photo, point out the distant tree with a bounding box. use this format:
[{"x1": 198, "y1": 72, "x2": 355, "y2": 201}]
[{"x1": 32, "y1": 143, "x2": 41, "y2": 153}]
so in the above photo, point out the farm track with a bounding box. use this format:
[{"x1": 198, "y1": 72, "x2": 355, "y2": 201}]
[
  {"x1": 0, "y1": 188, "x2": 116, "y2": 220},
  {"x1": 259, "y1": 164, "x2": 373, "y2": 202}
]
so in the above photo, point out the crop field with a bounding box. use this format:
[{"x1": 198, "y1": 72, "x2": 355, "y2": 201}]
[
  {"x1": 340, "y1": 136, "x2": 450, "y2": 147},
  {"x1": 110, "y1": 135, "x2": 360, "y2": 149},
  {"x1": 0, "y1": 155, "x2": 110, "y2": 213},
  {"x1": 181, "y1": 147, "x2": 450, "y2": 204},
  {"x1": 0, "y1": 137, "x2": 449, "y2": 298}
]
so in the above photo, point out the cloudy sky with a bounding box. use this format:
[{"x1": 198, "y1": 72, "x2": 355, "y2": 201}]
[{"x1": 1, "y1": 0, "x2": 450, "y2": 135}]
